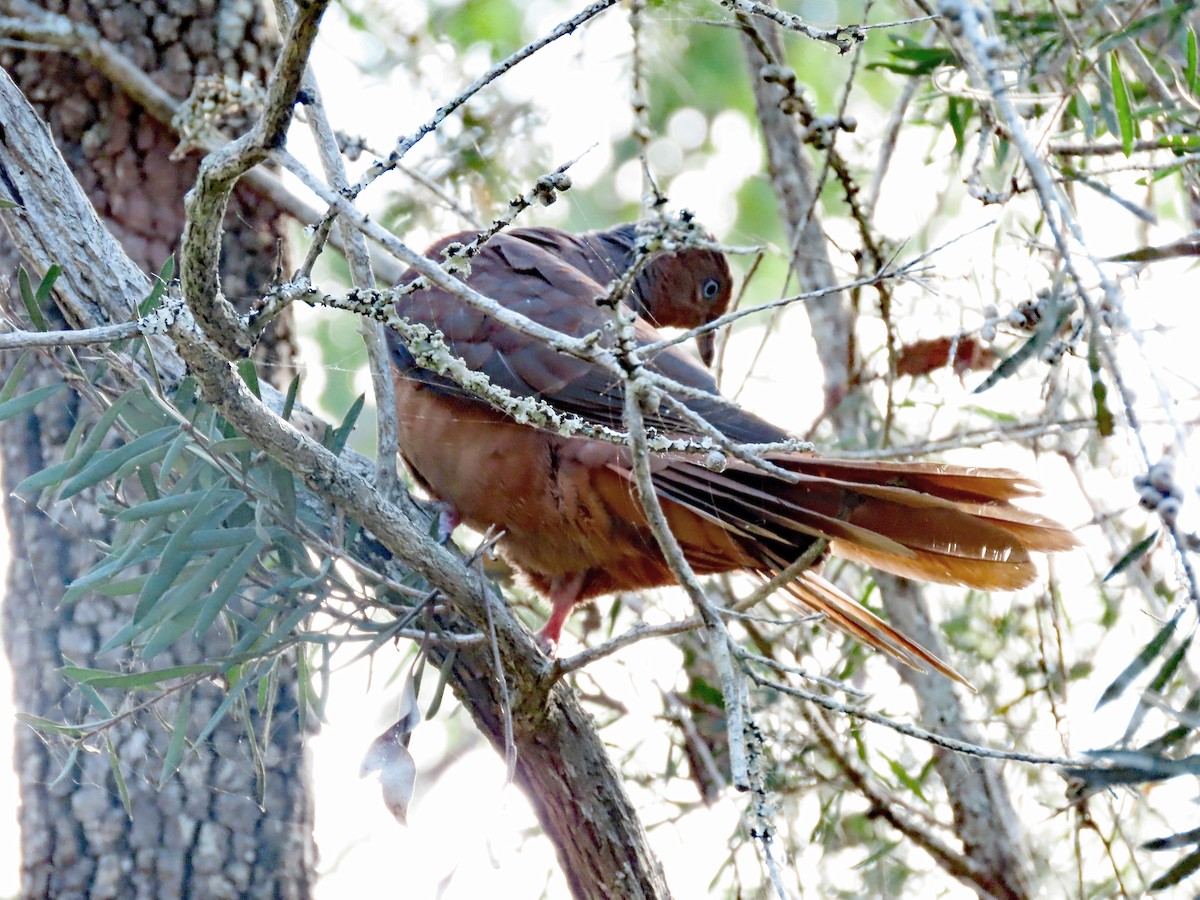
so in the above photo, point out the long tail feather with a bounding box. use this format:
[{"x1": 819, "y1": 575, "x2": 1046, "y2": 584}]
[
  {"x1": 634, "y1": 452, "x2": 1076, "y2": 680},
  {"x1": 785, "y1": 572, "x2": 971, "y2": 687}
]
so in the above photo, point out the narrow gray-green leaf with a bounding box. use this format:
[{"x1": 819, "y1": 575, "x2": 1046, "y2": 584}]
[
  {"x1": 1149, "y1": 845, "x2": 1200, "y2": 891},
  {"x1": 142, "y1": 602, "x2": 207, "y2": 659},
  {"x1": 1110, "y1": 52, "x2": 1135, "y2": 157},
  {"x1": 1105, "y1": 531, "x2": 1159, "y2": 581},
  {"x1": 115, "y1": 488, "x2": 244, "y2": 522},
  {"x1": 56, "y1": 390, "x2": 141, "y2": 480},
  {"x1": 13, "y1": 458, "x2": 74, "y2": 495},
  {"x1": 1096, "y1": 612, "x2": 1181, "y2": 709},
  {"x1": 138, "y1": 546, "x2": 242, "y2": 634},
  {"x1": 0, "y1": 383, "x2": 66, "y2": 423},
  {"x1": 194, "y1": 668, "x2": 253, "y2": 745},
  {"x1": 0, "y1": 351, "x2": 32, "y2": 403},
  {"x1": 1188, "y1": 28, "x2": 1199, "y2": 96},
  {"x1": 134, "y1": 493, "x2": 245, "y2": 620},
  {"x1": 1144, "y1": 826, "x2": 1200, "y2": 852},
  {"x1": 281, "y1": 373, "x2": 301, "y2": 421},
  {"x1": 328, "y1": 394, "x2": 365, "y2": 457},
  {"x1": 138, "y1": 255, "x2": 174, "y2": 318},
  {"x1": 59, "y1": 426, "x2": 178, "y2": 499},
  {"x1": 61, "y1": 528, "x2": 170, "y2": 604},
  {"x1": 193, "y1": 538, "x2": 265, "y2": 637},
  {"x1": 974, "y1": 295, "x2": 1074, "y2": 393},
  {"x1": 158, "y1": 690, "x2": 193, "y2": 788},
  {"x1": 105, "y1": 736, "x2": 132, "y2": 818},
  {"x1": 59, "y1": 663, "x2": 214, "y2": 689},
  {"x1": 50, "y1": 745, "x2": 81, "y2": 788},
  {"x1": 16, "y1": 714, "x2": 88, "y2": 737},
  {"x1": 17, "y1": 265, "x2": 53, "y2": 331},
  {"x1": 184, "y1": 525, "x2": 285, "y2": 553}
]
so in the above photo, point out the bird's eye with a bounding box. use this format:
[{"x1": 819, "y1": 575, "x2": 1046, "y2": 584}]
[{"x1": 701, "y1": 278, "x2": 721, "y2": 300}]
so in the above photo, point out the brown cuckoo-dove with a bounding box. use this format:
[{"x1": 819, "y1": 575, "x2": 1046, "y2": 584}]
[{"x1": 388, "y1": 224, "x2": 1075, "y2": 679}]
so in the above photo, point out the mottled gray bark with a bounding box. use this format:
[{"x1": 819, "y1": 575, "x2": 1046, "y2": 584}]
[{"x1": 0, "y1": 1, "x2": 311, "y2": 896}]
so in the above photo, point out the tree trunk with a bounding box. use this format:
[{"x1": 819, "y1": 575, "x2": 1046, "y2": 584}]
[{"x1": 0, "y1": 1, "x2": 311, "y2": 895}]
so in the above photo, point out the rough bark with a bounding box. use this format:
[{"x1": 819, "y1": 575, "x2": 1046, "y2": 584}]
[{"x1": 0, "y1": 1, "x2": 311, "y2": 896}]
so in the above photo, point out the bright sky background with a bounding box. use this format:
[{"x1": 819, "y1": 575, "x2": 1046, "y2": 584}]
[{"x1": 1, "y1": 1, "x2": 1198, "y2": 896}]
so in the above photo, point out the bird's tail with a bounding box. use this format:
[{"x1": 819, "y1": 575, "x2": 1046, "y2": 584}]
[{"x1": 651, "y1": 455, "x2": 1077, "y2": 680}]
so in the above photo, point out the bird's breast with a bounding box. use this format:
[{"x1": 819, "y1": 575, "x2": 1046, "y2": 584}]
[{"x1": 393, "y1": 377, "x2": 651, "y2": 579}]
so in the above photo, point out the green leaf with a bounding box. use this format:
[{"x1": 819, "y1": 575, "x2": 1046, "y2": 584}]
[
  {"x1": 62, "y1": 533, "x2": 166, "y2": 604},
  {"x1": 1144, "y1": 826, "x2": 1200, "y2": 852},
  {"x1": 185, "y1": 525, "x2": 284, "y2": 552},
  {"x1": 59, "y1": 663, "x2": 215, "y2": 689},
  {"x1": 15, "y1": 714, "x2": 88, "y2": 737},
  {"x1": 0, "y1": 198, "x2": 19, "y2": 210},
  {"x1": 58, "y1": 426, "x2": 179, "y2": 499},
  {"x1": 281, "y1": 374, "x2": 301, "y2": 421},
  {"x1": 193, "y1": 538, "x2": 265, "y2": 637},
  {"x1": 158, "y1": 691, "x2": 193, "y2": 788},
  {"x1": 105, "y1": 736, "x2": 132, "y2": 818},
  {"x1": 0, "y1": 351, "x2": 33, "y2": 403},
  {"x1": 1149, "y1": 845, "x2": 1200, "y2": 891},
  {"x1": 883, "y1": 754, "x2": 928, "y2": 803},
  {"x1": 1088, "y1": 326, "x2": 1114, "y2": 437},
  {"x1": 74, "y1": 389, "x2": 143, "y2": 451},
  {"x1": 133, "y1": 493, "x2": 246, "y2": 621},
  {"x1": 866, "y1": 45, "x2": 956, "y2": 77},
  {"x1": 1104, "y1": 531, "x2": 1158, "y2": 581},
  {"x1": 253, "y1": 599, "x2": 322, "y2": 656},
  {"x1": 115, "y1": 488, "x2": 243, "y2": 522},
  {"x1": 136, "y1": 546, "x2": 245, "y2": 655},
  {"x1": 425, "y1": 649, "x2": 458, "y2": 720},
  {"x1": 76, "y1": 682, "x2": 114, "y2": 719},
  {"x1": 17, "y1": 265, "x2": 56, "y2": 331},
  {"x1": 267, "y1": 459, "x2": 297, "y2": 523},
  {"x1": 138, "y1": 256, "x2": 174, "y2": 318},
  {"x1": 947, "y1": 97, "x2": 972, "y2": 156},
  {"x1": 45, "y1": 389, "x2": 143, "y2": 488},
  {"x1": 141, "y1": 602, "x2": 207, "y2": 659},
  {"x1": 89, "y1": 576, "x2": 150, "y2": 597},
  {"x1": 327, "y1": 394, "x2": 365, "y2": 457},
  {"x1": 35, "y1": 266, "x2": 61, "y2": 308},
  {"x1": 14, "y1": 460, "x2": 71, "y2": 497},
  {"x1": 208, "y1": 437, "x2": 257, "y2": 456},
  {"x1": 1148, "y1": 633, "x2": 1193, "y2": 694},
  {"x1": 1096, "y1": 612, "x2": 1181, "y2": 709},
  {"x1": 1188, "y1": 28, "x2": 1199, "y2": 96},
  {"x1": 195, "y1": 667, "x2": 253, "y2": 746},
  {"x1": 1110, "y1": 52, "x2": 1135, "y2": 157},
  {"x1": 0, "y1": 383, "x2": 66, "y2": 423},
  {"x1": 974, "y1": 294, "x2": 1075, "y2": 393},
  {"x1": 1066, "y1": 88, "x2": 1096, "y2": 139},
  {"x1": 237, "y1": 359, "x2": 261, "y2": 399}
]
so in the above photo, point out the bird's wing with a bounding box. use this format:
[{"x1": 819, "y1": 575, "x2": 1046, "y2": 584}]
[{"x1": 391, "y1": 234, "x2": 780, "y2": 443}]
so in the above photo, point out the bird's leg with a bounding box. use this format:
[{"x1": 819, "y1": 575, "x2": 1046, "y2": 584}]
[
  {"x1": 536, "y1": 572, "x2": 586, "y2": 653},
  {"x1": 428, "y1": 501, "x2": 461, "y2": 544}
]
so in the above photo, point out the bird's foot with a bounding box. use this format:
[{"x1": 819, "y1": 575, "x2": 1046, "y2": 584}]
[
  {"x1": 534, "y1": 627, "x2": 559, "y2": 655},
  {"x1": 536, "y1": 573, "x2": 585, "y2": 655},
  {"x1": 425, "y1": 501, "x2": 461, "y2": 544}
]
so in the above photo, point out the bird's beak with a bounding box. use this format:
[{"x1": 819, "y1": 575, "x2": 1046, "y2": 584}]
[{"x1": 697, "y1": 330, "x2": 715, "y2": 367}]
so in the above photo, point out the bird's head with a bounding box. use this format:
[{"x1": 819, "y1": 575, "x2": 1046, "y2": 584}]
[{"x1": 633, "y1": 246, "x2": 733, "y2": 365}]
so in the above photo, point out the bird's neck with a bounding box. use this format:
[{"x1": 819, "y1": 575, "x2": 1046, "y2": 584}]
[{"x1": 583, "y1": 224, "x2": 656, "y2": 321}]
